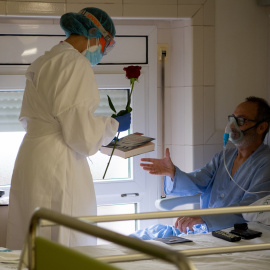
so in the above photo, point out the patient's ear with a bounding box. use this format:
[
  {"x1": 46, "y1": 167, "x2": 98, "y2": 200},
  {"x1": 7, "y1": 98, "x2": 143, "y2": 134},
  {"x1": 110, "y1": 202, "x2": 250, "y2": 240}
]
[{"x1": 257, "y1": 121, "x2": 268, "y2": 135}]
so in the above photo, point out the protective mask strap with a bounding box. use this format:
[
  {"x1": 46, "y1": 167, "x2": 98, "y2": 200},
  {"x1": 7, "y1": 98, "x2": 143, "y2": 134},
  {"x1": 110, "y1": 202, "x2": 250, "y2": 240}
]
[
  {"x1": 242, "y1": 122, "x2": 260, "y2": 134},
  {"x1": 78, "y1": 10, "x2": 114, "y2": 54},
  {"x1": 241, "y1": 118, "x2": 270, "y2": 134},
  {"x1": 78, "y1": 10, "x2": 112, "y2": 44},
  {"x1": 87, "y1": 38, "x2": 99, "y2": 52}
]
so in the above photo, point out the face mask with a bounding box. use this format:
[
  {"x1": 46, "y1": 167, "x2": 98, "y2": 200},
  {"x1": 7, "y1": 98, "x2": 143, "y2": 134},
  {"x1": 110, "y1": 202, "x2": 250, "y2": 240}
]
[
  {"x1": 83, "y1": 39, "x2": 103, "y2": 66},
  {"x1": 224, "y1": 117, "x2": 244, "y2": 146},
  {"x1": 224, "y1": 116, "x2": 260, "y2": 147}
]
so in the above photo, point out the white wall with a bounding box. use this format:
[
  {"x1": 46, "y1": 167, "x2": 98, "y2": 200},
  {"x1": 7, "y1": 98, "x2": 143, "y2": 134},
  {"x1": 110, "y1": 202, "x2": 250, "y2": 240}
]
[
  {"x1": 216, "y1": 0, "x2": 269, "y2": 131},
  {"x1": 204, "y1": 0, "x2": 270, "y2": 164},
  {"x1": 0, "y1": 0, "x2": 204, "y2": 18}
]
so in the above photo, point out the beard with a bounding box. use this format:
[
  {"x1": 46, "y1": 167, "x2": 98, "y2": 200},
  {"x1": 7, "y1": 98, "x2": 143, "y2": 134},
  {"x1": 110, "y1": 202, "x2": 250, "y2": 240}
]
[
  {"x1": 234, "y1": 129, "x2": 257, "y2": 148},
  {"x1": 230, "y1": 128, "x2": 242, "y2": 142}
]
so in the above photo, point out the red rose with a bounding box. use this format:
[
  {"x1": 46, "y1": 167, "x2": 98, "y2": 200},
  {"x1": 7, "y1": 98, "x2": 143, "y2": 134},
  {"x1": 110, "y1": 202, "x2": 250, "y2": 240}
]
[{"x1": 123, "y1": 65, "x2": 142, "y2": 80}]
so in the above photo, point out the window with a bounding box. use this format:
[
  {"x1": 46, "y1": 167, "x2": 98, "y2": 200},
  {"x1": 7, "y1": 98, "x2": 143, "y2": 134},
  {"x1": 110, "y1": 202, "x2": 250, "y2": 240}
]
[
  {"x1": 0, "y1": 87, "x2": 131, "y2": 185},
  {"x1": 0, "y1": 90, "x2": 24, "y2": 186},
  {"x1": 91, "y1": 89, "x2": 130, "y2": 180}
]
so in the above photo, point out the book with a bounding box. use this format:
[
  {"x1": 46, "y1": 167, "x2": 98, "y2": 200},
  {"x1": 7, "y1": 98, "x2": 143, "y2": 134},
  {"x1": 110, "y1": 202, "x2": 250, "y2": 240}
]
[
  {"x1": 154, "y1": 236, "x2": 193, "y2": 245},
  {"x1": 100, "y1": 134, "x2": 155, "y2": 159}
]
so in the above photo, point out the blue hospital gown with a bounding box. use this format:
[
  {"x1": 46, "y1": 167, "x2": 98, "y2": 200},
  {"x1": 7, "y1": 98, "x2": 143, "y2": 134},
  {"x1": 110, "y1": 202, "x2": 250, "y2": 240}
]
[
  {"x1": 165, "y1": 143, "x2": 270, "y2": 232},
  {"x1": 131, "y1": 143, "x2": 270, "y2": 240}
]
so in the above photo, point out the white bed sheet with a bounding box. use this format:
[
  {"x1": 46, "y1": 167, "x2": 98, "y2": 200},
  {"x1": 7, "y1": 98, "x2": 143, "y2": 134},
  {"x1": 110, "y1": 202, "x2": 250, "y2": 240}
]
[
  {"x1": 1, "y1": 222, "x2": 269, "y2": 270},
  {"x1": 0, "y1": 248, "x2": 20, "y2": 270},
  {"x1": 74, "y1": 222, "x2": 270, "y2": 270}
]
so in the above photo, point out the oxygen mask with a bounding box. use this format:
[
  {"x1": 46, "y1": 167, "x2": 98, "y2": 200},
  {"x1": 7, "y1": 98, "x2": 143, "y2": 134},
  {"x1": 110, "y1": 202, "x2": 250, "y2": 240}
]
[{"x1": 224, "y1": 116, "x2": 243, "y2": 148}]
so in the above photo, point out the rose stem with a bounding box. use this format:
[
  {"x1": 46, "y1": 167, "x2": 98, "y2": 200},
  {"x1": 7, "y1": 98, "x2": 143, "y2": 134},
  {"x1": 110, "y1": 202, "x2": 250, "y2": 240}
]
[{"x1": 103, "y1": 132, "x2": 120, "y2": 179}]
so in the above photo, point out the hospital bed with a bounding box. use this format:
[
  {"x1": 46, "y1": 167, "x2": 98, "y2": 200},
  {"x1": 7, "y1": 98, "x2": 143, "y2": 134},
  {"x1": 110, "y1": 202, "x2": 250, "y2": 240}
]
[
  {"x1": 18, "y1": 208, "x2": 194, "y2": 270},
  {"x1": 1, "y1": 204, "x2": 270, "y2": 270}
]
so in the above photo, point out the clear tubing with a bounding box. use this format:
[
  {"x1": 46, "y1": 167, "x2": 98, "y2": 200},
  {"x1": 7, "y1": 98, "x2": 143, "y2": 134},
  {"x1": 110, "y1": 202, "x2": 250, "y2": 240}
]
[{"x1": 223, "y1": 147, "x2": 269, "y2": 194}]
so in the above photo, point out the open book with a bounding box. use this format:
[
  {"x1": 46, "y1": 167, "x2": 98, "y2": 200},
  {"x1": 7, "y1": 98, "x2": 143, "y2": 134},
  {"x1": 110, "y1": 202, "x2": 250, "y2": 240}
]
[{"x1": 100, "y1": 134, "x2": 155, "y2": 159}]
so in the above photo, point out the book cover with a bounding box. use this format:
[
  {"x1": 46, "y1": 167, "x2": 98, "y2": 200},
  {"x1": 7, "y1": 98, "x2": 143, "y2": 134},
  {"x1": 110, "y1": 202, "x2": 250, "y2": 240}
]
[
  {"x1": 100, "y1": 134, "x2": 155, "y2": 159},
  {"x1": 154, "y1": 236, "x2": 193, "y2": 245}
]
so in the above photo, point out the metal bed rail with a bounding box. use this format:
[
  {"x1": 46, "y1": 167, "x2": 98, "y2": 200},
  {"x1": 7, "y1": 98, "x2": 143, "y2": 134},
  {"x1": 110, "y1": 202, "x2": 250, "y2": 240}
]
[
  {"x1": 20, "y1": 208, "x2": 195, "y2": 270},
  {"x1": 41, "y1": 204, "x2": 270, "y2": 225},
  {"x1": 40, "y1": 204, "x2": 270, "y2": 263}
]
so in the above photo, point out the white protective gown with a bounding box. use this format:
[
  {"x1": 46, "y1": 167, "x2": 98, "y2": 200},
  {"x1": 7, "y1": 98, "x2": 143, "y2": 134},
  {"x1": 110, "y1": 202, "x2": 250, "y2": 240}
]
[{"x1": 6, "y1": 42, "x2": 118, "y2": 250}]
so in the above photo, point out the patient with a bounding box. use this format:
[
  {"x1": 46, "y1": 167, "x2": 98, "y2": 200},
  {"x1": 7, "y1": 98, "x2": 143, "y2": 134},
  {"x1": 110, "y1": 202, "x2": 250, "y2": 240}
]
[{"x1": 137, "y1": 96, "x2": 270, "y2": 239}]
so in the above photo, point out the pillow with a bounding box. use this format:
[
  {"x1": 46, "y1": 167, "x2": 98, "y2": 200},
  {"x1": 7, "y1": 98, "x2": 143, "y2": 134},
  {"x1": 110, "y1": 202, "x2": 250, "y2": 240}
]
[{"x1": 243, "y1": 195, "x2": 270, "y2": 225}]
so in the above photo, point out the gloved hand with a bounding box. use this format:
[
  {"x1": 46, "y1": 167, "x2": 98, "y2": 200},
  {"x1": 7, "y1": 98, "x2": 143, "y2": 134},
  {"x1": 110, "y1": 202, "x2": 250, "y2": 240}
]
[{"x1": 114, "y1": 113, "x2": 131, "y2": 132}]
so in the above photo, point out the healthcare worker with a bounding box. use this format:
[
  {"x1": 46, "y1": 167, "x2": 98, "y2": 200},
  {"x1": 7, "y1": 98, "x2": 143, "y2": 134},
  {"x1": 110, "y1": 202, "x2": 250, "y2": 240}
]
[{"x1": 7, "y1": 7, "x2": 130, "y2": 250}]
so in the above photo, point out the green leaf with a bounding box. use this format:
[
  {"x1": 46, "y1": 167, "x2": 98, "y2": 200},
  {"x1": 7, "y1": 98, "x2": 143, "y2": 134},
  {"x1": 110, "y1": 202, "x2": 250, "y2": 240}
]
[
  {"x1": 126, "y1": 106, "x2": 133, "y2": 113},
  {"x1": 116, "y1": 109, "x2": 128, "y2": 116},
  {"x1": 107, "y1": 95, "x2": 116, "y2": 113}
]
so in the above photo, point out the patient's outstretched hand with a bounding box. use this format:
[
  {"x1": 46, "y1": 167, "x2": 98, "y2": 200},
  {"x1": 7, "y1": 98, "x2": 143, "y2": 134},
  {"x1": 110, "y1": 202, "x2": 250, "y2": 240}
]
[{"x1": 140, "y1": 148, "x2": 175, "y2": 179}]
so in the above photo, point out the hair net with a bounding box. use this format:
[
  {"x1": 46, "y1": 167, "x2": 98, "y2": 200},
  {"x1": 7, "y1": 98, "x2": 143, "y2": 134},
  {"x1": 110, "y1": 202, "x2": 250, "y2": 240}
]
[{"x1": 60, "y1": 7, "x2": 116, "y2": 39}]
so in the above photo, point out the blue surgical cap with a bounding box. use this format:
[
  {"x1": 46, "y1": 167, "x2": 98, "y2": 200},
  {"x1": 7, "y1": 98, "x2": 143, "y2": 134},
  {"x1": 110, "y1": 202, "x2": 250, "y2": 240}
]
[{"x1": 60, "y1": 7, "x2": 116, "y2": 39}]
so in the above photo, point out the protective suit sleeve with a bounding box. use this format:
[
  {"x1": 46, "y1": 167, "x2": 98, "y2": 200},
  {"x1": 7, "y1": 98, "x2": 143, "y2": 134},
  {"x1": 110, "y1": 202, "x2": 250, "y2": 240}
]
[
  {"x1": 52, "y1": 52, "x2": 118, "y2": 156},
  {"x1": 57, "y1": 101, "x2": 118, "y2": 156}
]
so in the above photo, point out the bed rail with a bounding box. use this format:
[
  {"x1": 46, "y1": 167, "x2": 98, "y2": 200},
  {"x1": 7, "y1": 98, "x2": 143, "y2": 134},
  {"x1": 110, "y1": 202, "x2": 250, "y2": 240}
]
[
  {"x1": 40, "y1": 204, "x2": 270, "y2": 225},
  {"x1": 20, "y1": 208, "x2": 195, "y2": 270},
  {"x1": 40, "y1": 204, "x2": 270, "y2": 263}
]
